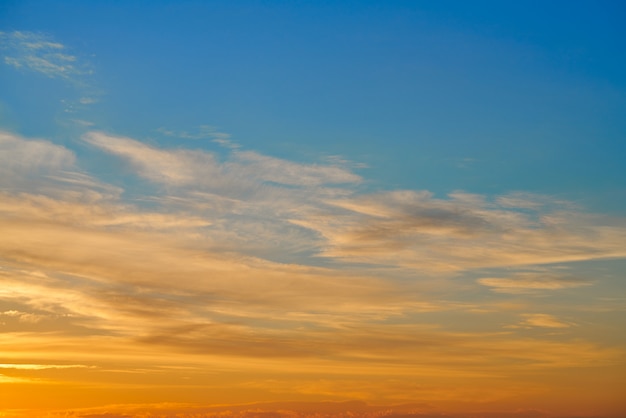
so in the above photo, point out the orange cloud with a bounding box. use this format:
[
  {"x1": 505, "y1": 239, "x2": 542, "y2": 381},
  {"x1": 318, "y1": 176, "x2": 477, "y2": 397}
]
[{"x1": 1, "y1": 130, "x2": 625, "y2": 416}]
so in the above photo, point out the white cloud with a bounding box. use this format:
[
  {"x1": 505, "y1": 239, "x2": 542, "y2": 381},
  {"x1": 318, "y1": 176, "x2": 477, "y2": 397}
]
[
  {"x1": 212, "y1": 137, "x2": 239, "y2": 149},
  {"x1": 233, "y1": 150, "x2": 361, "y2": 186},
  {"x1": 0, "y1": 131, "x2": 120, "y2": 199},
  {"x1": 158, "y1": 125, "x2": 234, "y2": 142},
  {"x1": 0, "y1": 31, "x2": 92, "y2": 81},
  {"x1": 84, "y1": 131, "x2": 361, "y2": 188},
  {"x1": 81, "y1": 131, "x2": 361, "y2": 258},
  {"x1": 0, "y1": 131, "x2": 76, "y2": 174},
  {"x1": 83, "y1": 131, "x2": 207, "y2": 185}
]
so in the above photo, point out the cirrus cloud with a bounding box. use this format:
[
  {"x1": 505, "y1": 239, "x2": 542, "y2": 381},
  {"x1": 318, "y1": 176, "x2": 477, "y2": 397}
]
[
  {"x1": 0, "y1": 31, "x2": 92, "y2": 81},
  {"x1": 478, "y1": 272, "x2": 593, "y2": 294}
]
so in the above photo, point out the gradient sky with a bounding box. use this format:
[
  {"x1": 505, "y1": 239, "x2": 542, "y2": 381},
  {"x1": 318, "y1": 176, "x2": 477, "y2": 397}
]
[{"x1": 1, "y1": 1, "x2": 625, "y2": 417}]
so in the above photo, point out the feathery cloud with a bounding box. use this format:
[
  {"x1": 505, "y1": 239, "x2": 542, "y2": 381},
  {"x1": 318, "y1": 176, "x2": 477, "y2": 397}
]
[
  {"x1": 83, "y1": 131, "x2": 361, "y2": 188},
  {"x1": 517, "y1": 314, "x2": 573, "y2": 329},
  {"x1": 295, "y1": 191, "x2": 626, "y2": 272},
  {"x1": 478, "y1": 272, "x2": 593, "y2": 294},
  {"x1": 0, "y1": 31, "x2": 92, "y2": 81},
  {"x1": 78, "y1": 131, "x2": 626, "y2": 273}
]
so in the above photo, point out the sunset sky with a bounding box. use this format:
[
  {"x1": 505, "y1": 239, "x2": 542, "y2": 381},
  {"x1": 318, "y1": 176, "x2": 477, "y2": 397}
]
[{"x1": 1, "y1": 1, "x2": 625, "y2": 417}]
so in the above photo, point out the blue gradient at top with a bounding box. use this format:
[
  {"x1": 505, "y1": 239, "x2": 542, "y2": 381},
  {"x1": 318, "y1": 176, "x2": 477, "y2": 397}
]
[{"x1": 1, "y1": 0, "x2": 624, "y2": 209}]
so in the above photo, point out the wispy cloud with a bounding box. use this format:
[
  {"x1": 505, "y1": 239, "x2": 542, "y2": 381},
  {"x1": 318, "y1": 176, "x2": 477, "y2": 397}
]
[
  {"x1": 1, "y1": 130, "x2": 626, "y2": 412},
  {"x1": 235, "y1": 150, "x2": 362, "y2": 186},
  {"x1": 0, "y1": 131, "x2": 119, "y2": 198},
  {"x1": 84, "y1": 131, "x2": 361, "y2": 187},
  {"x1": 0, "y1": 363, "x2": 90, "y2": 370},
  {"x1": 157, "y1": 125, "x2": 234, "y2": 143},
  {"x1": 1, "y1": 310, "x2": 46, "y2": 323},
  {"x1": 78, "y1": 131, "x2": 626, "y2": 274},
  {"x1": 0, "y1": 31, "x2": 92, "y2": 82},
  {"x1": 81, "y1": 131, "x2": 362, "y2": 258},
  {"x1": 478, "y1": 272, "x2": 593, "y2": 294},
  {"x1": 516, "y1": 314, "x2": 573, "y2": 329},
  {"x1": 0, "y1": 130, "x2": 76, "y2": 175},
  {"x1": 294, "y1": 190, "x2": 626, "y2": 272},
  {"x1": 0, "y1": 31, "x2": 99, "y2": 121}
]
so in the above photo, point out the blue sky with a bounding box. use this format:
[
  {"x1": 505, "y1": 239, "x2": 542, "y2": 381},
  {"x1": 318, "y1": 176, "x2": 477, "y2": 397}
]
[
  {"x1": 1, "y1": 1, "x2": 626, "y2": 416},
  {"x1": 2, "y1": 0, "x2": 625, "y2": 205}
]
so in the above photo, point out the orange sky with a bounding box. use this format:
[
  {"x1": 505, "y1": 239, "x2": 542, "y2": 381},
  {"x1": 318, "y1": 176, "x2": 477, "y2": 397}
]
[{"x1": 2, "y1": 2, "x2": 626, "y2": 417}]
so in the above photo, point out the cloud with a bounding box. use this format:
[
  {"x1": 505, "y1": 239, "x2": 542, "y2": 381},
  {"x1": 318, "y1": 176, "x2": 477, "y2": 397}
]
[
  {"x1": 0, "y1": 31, "x2": 92, "y2": 81},
  {"x1": 3, "y1": 131, "x2": 625, "y2": 305},
  {"x1": 478, "y1": 272, "x2": 593, "y2": 294},
  {"x1": 1, "y1": 196, "x2": 616, "y2": 374},
  {"x1": 293, "y1": 190, "x2": 626, "y2": 272},
  {"x1": 78, "y1": 131, "x2": 626, "y2": 274},
  {"x1": 83, "y1": 131, "x2": 205, "y2": 185},
  {"x1": 79, "y1": 97, "x2": 98, "y2": 105},
  {"x1": 234, "y1": 150, "x2": 362, "y2": 186},
  {"x1": 0, "y1": 131, "x2": 120, "y2": 199},
  {"x1": 0, "y1": 363, "x2": 90, "y2": 370},
  {"x1": 0, "y1": 193, "x2": 210, "y2": 230},
  {"x1": 158, "y1": 125, "x2": 235, "y2": 143},
  {"x1": 0, "y1": 374, "x2": 32, "y2": 384},
  {"x1": 0, "y1": 214, "x2": 399, "y2": 316},
  {"x1": 83, "y1": 131, "x2": 361, "y2": 187},
  {"x1": 213, "y1": 137, "x2": 239, "y2": 149},
  {"x1": 1, "y1": 310, "x2": 46, "y2": 323},
  {"x1": 0, "y1": 138, "x2": 408, "y2": 343},
  {"x1": 516, "y1": 314, "x2": 573, "y2": 329},
  {"x1": 2, "y1": 129, "x2": 626, "y2": 413},
  {"x1": 0, "y1": 131, "x2": 76, "y2": 176},
  {"x1": 81, "y1": 131, "x2": 362, "y2": 259}
]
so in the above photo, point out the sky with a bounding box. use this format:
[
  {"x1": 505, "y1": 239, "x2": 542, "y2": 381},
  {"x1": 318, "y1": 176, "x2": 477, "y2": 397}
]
[{"x1": 0, "y1": 1, "x2": 625, "y2": 417}]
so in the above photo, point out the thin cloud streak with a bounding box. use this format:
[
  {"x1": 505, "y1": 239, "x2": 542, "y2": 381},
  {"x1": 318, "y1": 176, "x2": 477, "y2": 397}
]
[
  {"x1": 83, "y1": 131, "x2": 362, "y2": 187},
  {"x1": 0, "y1": 31, "x2": 92, "y2": 81},
  {"x1": 0, "y1": 364, "x2": 90, "y2": 370},
  {"x1": 517, "y1": 314, "x2": 573, "y2": 329},
  {"x1": 478, "y1": 272, "x2": 593, "y2": 294}
]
